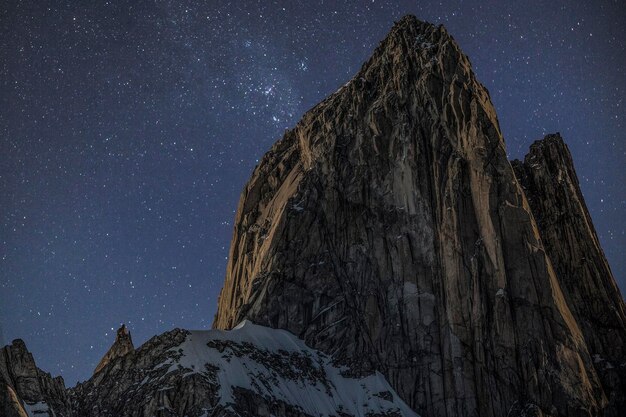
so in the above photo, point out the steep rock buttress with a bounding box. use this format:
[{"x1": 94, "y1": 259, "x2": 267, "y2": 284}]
[{"x1": 213, "y1": 15, "x2": 621, "y2": 417}]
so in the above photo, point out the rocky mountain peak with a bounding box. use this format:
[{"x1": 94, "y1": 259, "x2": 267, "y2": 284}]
[
  {"x1": 7, "y1": 339, "x2": 27, "y2": 353},
  {"x1": 512, "y1": 133, "x2": 626, "y2": 413},
  {"x1": 212, "y1": 13, "x2": 623, "y2": 417},
  {"x1": 286, "y1": 15, "x2": 499, "y2": 174},
  {"x1": 93, "y1": 324, "x2": 134, "y2": 375},
  {"x1": 0, "y1": 339, "x2": 72, "y2": 417},
  {"x1": 68, "y1": 321, "x2": 417, "y2": 417},
  {"x1": 116, "y1": 324, "x2": 130, "y2": 339}
]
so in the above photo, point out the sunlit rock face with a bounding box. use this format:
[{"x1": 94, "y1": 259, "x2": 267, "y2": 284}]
[
  {"x1": 213, "y1": 15, "x2": 625, "y2": 417},
  {"x1": 93, "y1": 324, "x2": 135, "y2": 375}
]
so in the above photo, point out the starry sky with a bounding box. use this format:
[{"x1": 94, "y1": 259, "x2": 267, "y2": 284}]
[{"x1": 1, "y1": 0, "x2": 624, "y2": 386}]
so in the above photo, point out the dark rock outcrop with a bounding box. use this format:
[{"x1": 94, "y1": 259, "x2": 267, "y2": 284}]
[
  {"x1": 512, "y1": 134, "x2": 626, "y2": 415},
  {"x1": 0, "y1": 339, "x2": 72, "y2": 417},
  {"x1": 93, "y1": 324, "x2": 134, "y2": 375},
  {"x1": 213, "y1": 15, "x2": 623, "y2": 417}
]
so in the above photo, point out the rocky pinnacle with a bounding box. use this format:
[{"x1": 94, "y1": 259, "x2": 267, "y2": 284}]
[
  {"x1": 93, "y1": 324, "x2": 134, "y2": 375},
  {"x1": 213, "y1": 15, "x2": 624, "y2": 417},
  {"x1": 512, "y1": 134, "x2": 626, "y2": 415}
]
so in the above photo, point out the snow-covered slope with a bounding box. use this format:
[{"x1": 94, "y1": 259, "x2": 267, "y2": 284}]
[
  {"x1": 172, "y1": 320, "x2": 416, "y2": 416},
  {"x1": 69, "y1": 321, "x2": 418, "y2": 417}
]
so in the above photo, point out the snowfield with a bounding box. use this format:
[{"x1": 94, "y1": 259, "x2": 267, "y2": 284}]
[{"x1": 157, "y1": 320, "x2": 419, "y2": 417}]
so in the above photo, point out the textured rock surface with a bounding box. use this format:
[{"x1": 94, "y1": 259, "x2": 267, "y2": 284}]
[
  {"x1": 0, "y1": 339, "x2": 72, "y2": 417},
  {"x1": 213, "y1": 15, "x2": 621, "y2": 417},
  {"x1": 512, "y1": 134, "x2": 626, "y2": 415},
  {"x1": 93, "y1": 324, "x2": 135, "y2": 375},
  {"x1": 68, "y1": 321, "x2": 416, "y2": 417}
]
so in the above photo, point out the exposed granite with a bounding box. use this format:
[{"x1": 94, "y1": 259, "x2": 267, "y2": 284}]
[
  {"x1": 2, "y1": 14, "x2": 623, "y2": 417},
  {"x1": 213, "y1": 15, "x2": 616, "y2": 417}
]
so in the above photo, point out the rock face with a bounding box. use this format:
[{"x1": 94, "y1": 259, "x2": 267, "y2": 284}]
[
  {"x1": 512, "y1": 135, "x2": 626, "y2": 415},
  {"x1": 0, "y1": 339, "x2": 72, "y2": 417},
  {"x1": 213, "y1": 15, "x2": 624, "y2": 417},
  {"x1": 68, "y1": 321, "x2": 416, "y2": 417},
  {"x1": 93, "y1": 324, "x2": 134, "y2": 375}
]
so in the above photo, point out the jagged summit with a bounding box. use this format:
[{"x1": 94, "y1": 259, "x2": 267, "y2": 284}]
[
  {"x1": 8, "y1": 338, "x2": 27, "y2": 351},
  {"x1": 93, "y1": 324, "x2": 134, "y2": 375},
  {"x1": 292, "y1": 14, "x2": 497, "y2": 150},
  {"x1": 116, "y1": 324, "x2": 132, "y2": 341}
]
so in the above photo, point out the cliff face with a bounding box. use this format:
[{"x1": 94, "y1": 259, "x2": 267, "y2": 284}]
[
  {"x1": 512, "y1": 135, "x2": 626, "y2": 415},
  {"x1": 213, "y1": 15, "x2": 623, "y2": 417},
  {"x1": 0, "y1": 339, "x2": 72, "y2": 417}
]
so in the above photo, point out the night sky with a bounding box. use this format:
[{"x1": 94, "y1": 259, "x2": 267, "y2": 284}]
[{"x1": 1, "y1": 1, "x2": 624, "y2": 386}]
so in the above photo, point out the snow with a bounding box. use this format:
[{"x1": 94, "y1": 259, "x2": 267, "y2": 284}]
[
  {"x1": 414, "y1": 35, "x2": 435, "y2": 50},
  {"x1": 162, "y1": 320, "x2": 418, "y2": 417},
  {"x1": 22, "y1": 401, "x2": 51, "y2": 417},
  {"x1": 592, "y1": 354, "x2": 615, "y2": 369}
]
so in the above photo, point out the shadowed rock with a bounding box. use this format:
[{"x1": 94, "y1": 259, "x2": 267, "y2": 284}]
[{"x1": 512, "y1": 134, "x2": 626, "y2": 416}]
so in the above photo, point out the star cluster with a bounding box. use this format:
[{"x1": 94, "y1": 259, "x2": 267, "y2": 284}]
[{"x1": 1, "y1": 1, "x2": 624, "y2": 385}]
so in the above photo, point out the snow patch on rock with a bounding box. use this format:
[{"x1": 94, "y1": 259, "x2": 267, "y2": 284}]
[
  {"x1": 23, "y1": 401, "x2": 51, "y2": 417},
  {"x1": 164, "y1": 320, "x2": 418, "y2": 417}
]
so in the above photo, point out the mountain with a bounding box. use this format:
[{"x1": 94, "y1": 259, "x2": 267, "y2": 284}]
[
  {"x1": 0, "y1": 339, "x2": 72, "y2": 417},
  {"x1": 511, "y1": 135, "x2": 626, "y2": 413},
  {"x1": 213, "y1": 15, "x2": 625, "y2": 417},
  {"x1": 59, "y1": 322, "x2": 415, "y2": 416},
  {"x1": 1, "y1": 14, "x2": 624, "y2": 417},
  {"x1": 93, "y1": 324, "x2": 135, "y2": 375}
]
